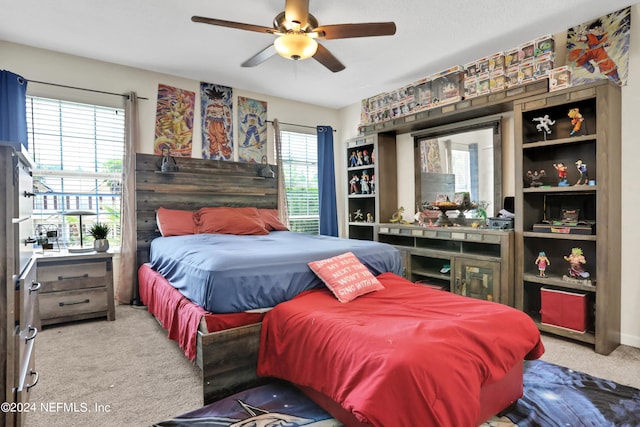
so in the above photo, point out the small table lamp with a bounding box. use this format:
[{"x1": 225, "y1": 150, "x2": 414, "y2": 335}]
[{"x1": 62, "y1": 210, "x2": 96, "y2": 253}]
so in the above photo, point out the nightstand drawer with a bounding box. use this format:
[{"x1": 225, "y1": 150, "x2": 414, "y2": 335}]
[
  {"x1": 39, "y1": 288, "x2": 108, "y2": 323},
  {"x1": 38, "y1": 259, "x2": 110, "y2": 293}
]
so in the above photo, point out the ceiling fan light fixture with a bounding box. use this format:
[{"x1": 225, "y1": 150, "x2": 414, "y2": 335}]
[{"x1": 274, "y1": 32, "x2": 318, "y2": 60}]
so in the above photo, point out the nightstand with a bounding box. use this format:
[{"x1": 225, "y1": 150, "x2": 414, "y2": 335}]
[{"x1": 36, "y1": 251, "x2": 116, "y2": 326}]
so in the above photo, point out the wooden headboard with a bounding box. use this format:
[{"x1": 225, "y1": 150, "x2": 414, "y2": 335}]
[{"x1": 134, "y1": 152, "x2": 278, "y2": 279}]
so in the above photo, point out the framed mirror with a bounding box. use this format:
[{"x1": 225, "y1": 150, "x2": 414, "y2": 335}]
[{"x1": 413, "y1": 116, "x2": 502, "y2": 221}]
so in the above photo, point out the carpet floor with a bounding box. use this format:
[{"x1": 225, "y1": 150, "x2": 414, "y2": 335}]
[{"x1": 24, "y1": 305, "x2": 640, "y2": 427}]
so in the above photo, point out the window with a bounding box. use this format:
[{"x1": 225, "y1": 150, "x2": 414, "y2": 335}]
[
  {"x1": 26, "y1": 97, "x2": 125, "y2": 249},
  {"x1": 279, "y1": 130, "x2": 319, "y2": 234}
]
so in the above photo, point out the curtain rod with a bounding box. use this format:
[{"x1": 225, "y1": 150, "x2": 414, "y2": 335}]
[
  {"x1": 267, "y1": 120, "x2": 337, "y2": 132},
  {"x1": 28, "y1": 79, "x2": 149, "y2": 100}
]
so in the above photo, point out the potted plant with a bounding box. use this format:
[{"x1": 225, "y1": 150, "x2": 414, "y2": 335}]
[{"x1": 89, "y1": 222, "x2": 111, "y2": 252}]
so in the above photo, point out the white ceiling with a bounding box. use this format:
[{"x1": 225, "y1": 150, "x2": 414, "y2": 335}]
[{"x1": 0, "y1": 0, "x2": 634, "y2": 109}]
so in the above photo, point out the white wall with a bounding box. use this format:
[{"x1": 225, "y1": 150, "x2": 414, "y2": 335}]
[
  {"x1": 2, "y1": 4, "x2": 639, "y2": 349},
  {"x1": 0, "y1": 39, "x2": 341, "y2": 312},
  {"x1": 0, "y1": 41, "x2": 340, "y2": 158}
]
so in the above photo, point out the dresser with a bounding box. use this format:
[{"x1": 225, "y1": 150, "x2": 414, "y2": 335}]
[
  {"x1": 36, "y1": 252, "x2": 115, "y2": 326},
  {"x1": 1, "y1": 143, "x2": 39, "y2": 427}
]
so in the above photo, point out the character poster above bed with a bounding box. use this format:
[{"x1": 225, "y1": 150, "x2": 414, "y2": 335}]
[
  {"x1": 201, "y1": 82, "x2": 233, "y2": 161},
  {"x1": 154, "y1": 84, "x2": 195, "y2": 156},
  {"x1": 238, "y1": 96, "x2": 267, "y2": 163},
  {"x1": 566, "y1": 6, "x2": 631, "y2": 87}
]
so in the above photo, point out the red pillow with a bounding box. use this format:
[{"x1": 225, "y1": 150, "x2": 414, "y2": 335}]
[
  {"x1": 308, "y1": 252, "x2": 384, "y2": 303},
  {"x1": 196, "y1": 207, "x2": 269, "y2": 235},
  {"x1": 156, "y1": 207, "x2": 197, "y2": 236},
  {"x1": 258, "y1": 209, "x2": 289, "y2": 231}
]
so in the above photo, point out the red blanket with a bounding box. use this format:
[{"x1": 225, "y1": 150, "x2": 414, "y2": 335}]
[{"x1": 257, "y1": 272, "x2": 544, "y2": 427}]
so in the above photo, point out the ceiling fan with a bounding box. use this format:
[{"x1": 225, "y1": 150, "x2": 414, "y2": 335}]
[{"x1": 191, "y1": 0, "x2": 396, "y2": 72}]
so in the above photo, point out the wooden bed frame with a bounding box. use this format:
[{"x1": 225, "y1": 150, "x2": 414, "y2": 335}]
[
  {"x1": 135, "y1": 152, "x2": 275, "y2": 403},
  {"x1": 135, "y1": 152, "x2": 526, "y2": 422}
]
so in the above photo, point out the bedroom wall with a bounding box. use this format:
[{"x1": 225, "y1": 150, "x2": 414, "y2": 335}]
[
  {"x1": 2, "y1": 3, "x2": 639, "y2": 350},
  {"x1": 0, "y1": 39, "x2": 343, "y2": 302},
  {"x1": 339, "y1": 5, "x2": 640, "y2": 349}
]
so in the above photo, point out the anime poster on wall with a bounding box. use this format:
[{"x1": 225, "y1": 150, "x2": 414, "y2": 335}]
[
  {"x1": 154, "y1": 84, "x2": 195, "y2": 156},
  {"x1": 566, "y1": 7, "x2": 631, "y2": 87},
  {"x1": 201, "y1": 82, "x2": 233, "y2": 160},
  {"x1": 237, "y1": 96, "x2": 267, "y2": 163}
]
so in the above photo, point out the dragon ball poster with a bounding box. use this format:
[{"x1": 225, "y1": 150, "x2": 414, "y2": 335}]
[
  {"x1": 201, "y1": 82, "x2": 233, "y2": 161},
  {"x1": 566, "y1": 7, "x2": 631, "y2": 87},
  {"x1": 154, "y1": 84, "x2": 195, "y2": 156},
  {"x1": 237, "y1": 96, "x2": 267, "y2": 163}
]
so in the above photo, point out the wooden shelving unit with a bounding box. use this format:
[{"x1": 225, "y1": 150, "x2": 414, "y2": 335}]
[
  {"x1": 345, "y1": 134, "x2": 397, "y2": 241},
  {"x1": 377, "y1": 224, "x2": 514, "y2": 306},
  {"x1": 513, "y1": 80, "x2": 621, "y2": 355}
]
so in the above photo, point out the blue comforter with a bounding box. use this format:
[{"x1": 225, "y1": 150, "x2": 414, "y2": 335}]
[{"x1": 149, "y1": 231, "x2": 402, "y2": 313}]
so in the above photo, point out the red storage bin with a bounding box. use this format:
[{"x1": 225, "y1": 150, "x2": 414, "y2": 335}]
[{"x1": 540, "y1": 287, "x2": 588, "y2": 332}]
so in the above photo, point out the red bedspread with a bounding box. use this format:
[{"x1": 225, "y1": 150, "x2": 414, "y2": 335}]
[{"x1": 257, "y1": 272, "x2": 544, "y2": 427}]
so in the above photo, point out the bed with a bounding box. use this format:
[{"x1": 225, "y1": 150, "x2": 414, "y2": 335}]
[
  {"x1": 135, "y1": 153, "x2": 543, "y2": 422},
  {"x1": 135, "y1": 153, "x2": 402, "y2": 403},
  {"x1": 149, "y1": 231, "x2": 402, "y2": 314},
  {"x1": 257, "y1": 271, "x2": 545, "y2": 427}
]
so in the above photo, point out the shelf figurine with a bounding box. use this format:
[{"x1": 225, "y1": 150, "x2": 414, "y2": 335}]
[
  {"x1": 349, "y1": 174, "x2": 359, "y2": 194},
  {"x1": 370, "y1": 173, "x2": 375, "y2": 194},
  {"x1": 533, "y1": 114, "x2": 556, "y2": 139},
  {"x1": 535, "y1": 251, "x2": 550, "y2": 277},
  {"x1": 349, "y1": 151, "x2": 358, "y2": 167},
  {"x1": 363, "y1": 149, "x2": 371, "y2": 165},
  {"x1": 563, "y1": 247, "x2": 591, "y2": 282},
  {"x1": 568, "y1": 108, "x2": 585, "y2": 137},
  {"x1": 553, "y1": 162, "x2": 569, "y2": 186},
  {"x1": 360, "y1": 171, "x2": 370, "y2": 194},
  {"x1": 366, "y1": 213, "x2": 374, "y2": 223},
  {"x1": 526, "y1": 169, "x2": 546, "y2": 187},
  {"x1": 352, "y1": 209, "x2": 364, "y2": 222},
  {"x1": 575, "y1": 159, "x2": 589, "y2": 185},
  {"x1": 356, "y1": 150, "x2": 364, "y2": 166},
  {"x1": 390, "y1": 206, "x2": 410, "y2": 224}
]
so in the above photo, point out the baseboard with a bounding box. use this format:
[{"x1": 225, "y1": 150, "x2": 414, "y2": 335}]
[{"x1": 621, "y1": 332, "x2": 640, "y2": 349}]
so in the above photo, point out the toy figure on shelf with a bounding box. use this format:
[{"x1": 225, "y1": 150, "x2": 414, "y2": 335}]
[
  {"x1": 363, "y1": 149, "x2": 371, "y2": 165},
  {"x1": 553, "y1": 162, "x2": 569, "y2": 186},
  {"x1": 349, "y1": 174, "x2": 359, "y2": 194},
  {"x1": 568, "y1": 108, "x2": 585, "y2": 136},
  {"x1": 353, "y1": 209, "x2": 364, "y2": 222},
  {"x1": 533, "y1": 114, "x2": 556, "y2": 138},
  {"x1": 535, "y1": 251, "x2": 550, "y2": 277},
  {"x1": 370, "y1": 173, "x2": 375, "y2": 194},
  {"x1": 563, "y1": 247, "x2": 591, "y2": 281},
  {"x1": 575, "y1": 159, "x2": 589, "y2": 185},
  {"x1": 356, "y1": 150, "x2": 364, "y2": 166},
  {"x1": 526, "y1": 169, "x2": 546, "y2": 187},
  {"x1": 390, "y1": 206, "x2": 410, "y2": 224},
  {"x1": 349, "y1": 151, "x2": 358, "y2": 167},
  {"x1": 360, "y1": 171, "x2": 370, "y2": 194},
  {"x1": 366, "y1": 213, "x2": 374, "y2": 223}
]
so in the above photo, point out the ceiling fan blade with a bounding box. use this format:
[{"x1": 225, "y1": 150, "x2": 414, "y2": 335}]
[
  {"x1": 315, "y1": 22, "x2": 396, "y2": 40},
  {"x1": 285, "y1": 0, "x2": 310, "y2": 28},
  {"x1": 191, "y1": 16, "x2": 276, "y2": 34},
  {"x1": 313, "y1": 43, "x2": 345, "y2": 73},
  {"x1": 241, "y1": 44, "x2": 278, "y2": 67}
]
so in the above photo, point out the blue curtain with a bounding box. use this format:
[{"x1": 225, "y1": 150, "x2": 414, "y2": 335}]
[
  {"x1": 317, "y1": 126, "x2": 338, "y2": 236},
  {"x1": 0, "y1": 70, "x2": 28, "y2": 148}
]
